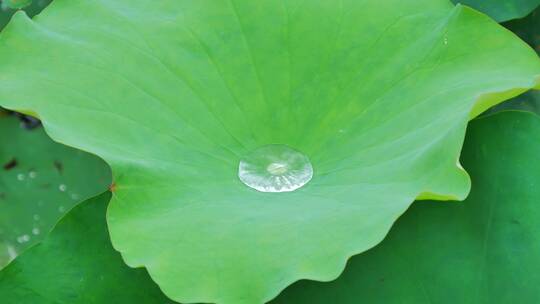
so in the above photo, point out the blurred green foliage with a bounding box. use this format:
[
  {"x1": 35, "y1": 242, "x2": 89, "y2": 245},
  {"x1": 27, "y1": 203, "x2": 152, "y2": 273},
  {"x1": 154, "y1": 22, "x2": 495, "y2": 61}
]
[{"x1": 0, "y1": 0, "x2": 50, "y2": 29}]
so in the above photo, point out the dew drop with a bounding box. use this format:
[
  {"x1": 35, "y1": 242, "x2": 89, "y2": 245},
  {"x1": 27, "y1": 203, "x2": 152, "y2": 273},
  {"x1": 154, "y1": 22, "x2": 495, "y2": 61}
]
[
  {"x1": 29, "y1": 171, "x2": 37, "y2": 179},
  {"x1": 58, "y1": 206, "x2": 66, "y2": 213},
  {"x1": 238, "y1": 144, "x2": 313, "y2": 193},
  {"x1": 17, "y1": 173, "x2": 25, "y2": 181},
  {"x1": 32, "y1": 228, "x2": 40, "y2": 235},
  {"x1": 17, "y1": 234, "x2": 30, "y2": 243},
  {"x1": 59, "y1": 184, "x2": 67, "y2": 192},
  {"x1": 33, "y1": 214, "x2": 40, "y2": 221}
]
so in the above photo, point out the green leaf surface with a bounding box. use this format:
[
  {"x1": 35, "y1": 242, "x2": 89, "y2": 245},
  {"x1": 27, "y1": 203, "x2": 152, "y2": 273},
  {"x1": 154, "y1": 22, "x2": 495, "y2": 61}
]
[
  {"x1": 273, "y1": 111, "x2": 540, "y2": 303},
  {"x1": 0, "y1": 1, "x2": 538, "y2": 303},
  {"x1": 0, "y1": 192, "x2": 175, "y2": 304},
  {"x1": 452, "y1": 0, "x2": 540, "y2": 22},
  {"x1": 0, "y1": 115, "x2": 111, "y2": 269}
]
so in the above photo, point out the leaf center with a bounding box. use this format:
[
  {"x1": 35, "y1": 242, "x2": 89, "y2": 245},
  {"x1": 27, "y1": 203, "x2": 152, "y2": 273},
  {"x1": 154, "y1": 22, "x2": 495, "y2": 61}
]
[{"x1": 238, "y1": 144, "x2": 313, "y2": 193}]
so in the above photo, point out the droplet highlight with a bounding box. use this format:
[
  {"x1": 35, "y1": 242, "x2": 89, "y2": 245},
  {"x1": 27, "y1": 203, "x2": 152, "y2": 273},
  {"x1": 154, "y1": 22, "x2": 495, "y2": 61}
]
[{"x1": 238, "y1": 144, "x2": 313, "y2": 193}]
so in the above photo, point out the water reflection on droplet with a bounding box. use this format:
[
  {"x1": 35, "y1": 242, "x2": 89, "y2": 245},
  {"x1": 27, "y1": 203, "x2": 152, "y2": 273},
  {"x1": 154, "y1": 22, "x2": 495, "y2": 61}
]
[
  {"x1": 59, "y1": 184, "x2": 67, "y2": 192},
  {"x1": 238, "y1": 144, "x2": 313, "y2": 193}
]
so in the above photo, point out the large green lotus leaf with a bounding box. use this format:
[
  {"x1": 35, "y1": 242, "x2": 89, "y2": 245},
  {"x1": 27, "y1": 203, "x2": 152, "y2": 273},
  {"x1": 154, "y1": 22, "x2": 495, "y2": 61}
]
[
  {"x1": 0, "y1": 115, "x2": 111, "y2": 269},
  {"x1": 452, "y1": 0, "x2": 540, "y2": 22},
  {"x1": 273, "y1": 111, "x2": 540, "y2": 303},
  {"x1": 0, "y1": 1, "x2": 539, "y2": 303},
  {"x1": 0, "y1": 192, "x2": 175, "y2": 304}
]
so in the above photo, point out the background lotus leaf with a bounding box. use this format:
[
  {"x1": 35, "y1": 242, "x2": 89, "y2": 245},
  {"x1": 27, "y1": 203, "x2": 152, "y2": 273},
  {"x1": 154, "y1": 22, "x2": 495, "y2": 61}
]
[
  {"x1": 0, "y1": 192, "x2": 174, "y2": 304},
  {"x1": 0, "y1": 1, "x2": 539, "y2": 303},
  {"x1": 452, "y1": 0, "x2": 540, "y2": 22},
  {"x1": 489, "y1": 90, "x2": 540, "y2": 115},
  {"x1": 0, "y1": 114, "x2": 110, "y2": 269},
  {"x1": 1, "y1": 0, "x2": 33, "y2": 10}
]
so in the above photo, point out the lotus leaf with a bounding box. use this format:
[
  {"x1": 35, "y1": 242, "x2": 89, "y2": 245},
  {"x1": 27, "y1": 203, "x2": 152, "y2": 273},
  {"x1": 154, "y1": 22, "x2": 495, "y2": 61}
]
[
  {"x1": 0, "y1": 115, "x2": 110, "y2": 268},
  {"x1": 0, "y1": 1, "x2": 539, "y2": 303}
]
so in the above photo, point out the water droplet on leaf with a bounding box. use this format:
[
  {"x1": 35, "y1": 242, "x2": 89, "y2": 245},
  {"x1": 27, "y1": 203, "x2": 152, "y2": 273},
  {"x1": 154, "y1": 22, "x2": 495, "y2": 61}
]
[
  {"x1": 238, "y1": 144, "x2": 313, "y2": 193},
  {"x1": 17, "y1": 234, "x2": 30, "y2": 243}
]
